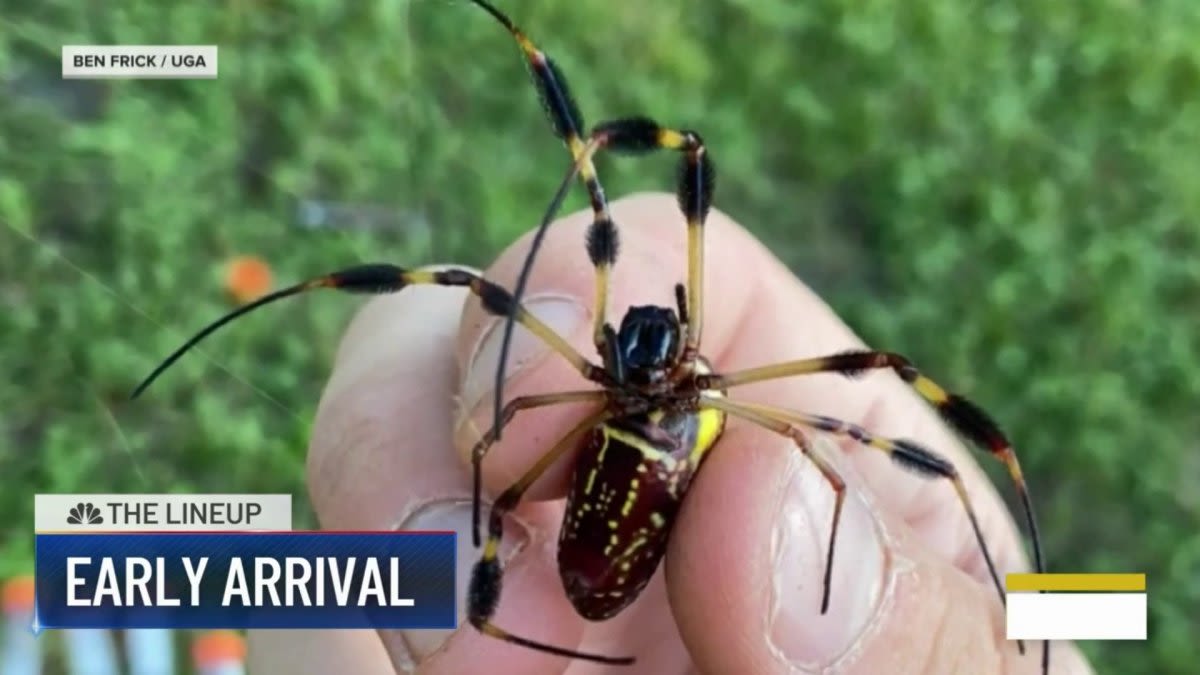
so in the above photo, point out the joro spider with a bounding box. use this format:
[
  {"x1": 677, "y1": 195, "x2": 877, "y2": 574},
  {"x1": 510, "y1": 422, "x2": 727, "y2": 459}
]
[{"x1": 132, "y1": 0, "x2": 1048, "y2": 671}]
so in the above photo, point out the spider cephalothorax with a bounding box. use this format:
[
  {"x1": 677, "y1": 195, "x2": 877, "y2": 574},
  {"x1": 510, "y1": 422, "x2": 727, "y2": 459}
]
[{"x1": 612, "y1": 305, "x2": 681, "y2": 386}]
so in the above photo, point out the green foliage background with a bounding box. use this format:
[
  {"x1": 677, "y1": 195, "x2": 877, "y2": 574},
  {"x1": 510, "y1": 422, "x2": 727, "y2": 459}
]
[{"x1": 2, "y1": 1, "x2": 1197, "y2": 672}]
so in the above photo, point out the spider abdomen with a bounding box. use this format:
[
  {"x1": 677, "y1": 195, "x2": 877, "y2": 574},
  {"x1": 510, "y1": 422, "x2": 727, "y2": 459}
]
[{"x1": 557, "y1": 406, "x2": 725, "y2": 620}]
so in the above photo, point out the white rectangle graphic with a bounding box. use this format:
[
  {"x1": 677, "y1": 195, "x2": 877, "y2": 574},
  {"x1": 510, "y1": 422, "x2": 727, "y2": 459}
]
[
  {"x1": 35, "y1": 494, "x2": 291, "y2": 532},
  {"x1": 1006, "y1": 592, "x2": 1147, "y2": 640},
  {"x1": 62, "y1": 45, "x2": 218, "y2": 79}
]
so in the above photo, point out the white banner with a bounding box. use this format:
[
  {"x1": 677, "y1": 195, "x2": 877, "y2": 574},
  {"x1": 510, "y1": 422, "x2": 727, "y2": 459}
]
[
  {"x1": 62, "y1": 45, "x2": 218, "y2": 79},
  {"x1": 35, "y1": 494, "x2": 291, "y2": 532},
  {"x1": 1006, "y1": 592, "x2": 1147, "y2": 640}
]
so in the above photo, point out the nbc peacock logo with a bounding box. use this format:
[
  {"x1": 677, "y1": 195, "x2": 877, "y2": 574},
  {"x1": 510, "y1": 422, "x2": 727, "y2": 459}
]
[{"x1": 66, "y1": 502, "x2": 104, "y2": 525}]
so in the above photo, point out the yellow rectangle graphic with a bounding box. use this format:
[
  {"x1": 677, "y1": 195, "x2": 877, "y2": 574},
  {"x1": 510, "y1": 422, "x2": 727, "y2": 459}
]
[{"x1": 1006, "y1": 573, "x2": 1146, "y2": 592}]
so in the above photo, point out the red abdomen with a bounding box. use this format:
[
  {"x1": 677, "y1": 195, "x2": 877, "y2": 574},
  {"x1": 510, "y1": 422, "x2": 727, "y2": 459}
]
[{"x1": 557, "y1": 407, "x2": 724, "y2": 620}]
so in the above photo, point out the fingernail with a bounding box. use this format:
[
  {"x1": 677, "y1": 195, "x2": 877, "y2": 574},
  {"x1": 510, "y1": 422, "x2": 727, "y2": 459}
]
[
  {"x1": 770, "y1": 454, "x2": 887, "y2": 667},
  {"x1": 459, "y1": 293, "x2": 588, "y2": 418},
  {"x1": 391, "y1": 500, "x2": 532, "y2": 665}
]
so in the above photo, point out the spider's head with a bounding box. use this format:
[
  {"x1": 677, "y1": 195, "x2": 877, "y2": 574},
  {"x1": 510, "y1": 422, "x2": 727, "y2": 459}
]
[{"x1": 614, "y1": 305, "x2": 680, "y2": 386}]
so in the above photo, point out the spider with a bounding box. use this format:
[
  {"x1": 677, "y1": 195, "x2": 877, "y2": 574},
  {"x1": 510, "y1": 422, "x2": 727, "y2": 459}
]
[{"x1": 132, "y1": 1, "x2": 1047, "y2": 671}]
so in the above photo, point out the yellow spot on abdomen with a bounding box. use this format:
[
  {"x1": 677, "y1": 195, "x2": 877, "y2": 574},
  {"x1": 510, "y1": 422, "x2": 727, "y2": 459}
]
[
  {"x1": 621, "y1": 479, "x2": 640, "y2": 517},
  {"x1": 690, "y1": 407, "x2": 725, "y2": 464}
]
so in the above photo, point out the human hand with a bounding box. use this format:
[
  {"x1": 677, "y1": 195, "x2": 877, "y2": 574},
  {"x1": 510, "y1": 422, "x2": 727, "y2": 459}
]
[{"x1": 249, "y1": 193, "x2": 1095, "y2": 674}]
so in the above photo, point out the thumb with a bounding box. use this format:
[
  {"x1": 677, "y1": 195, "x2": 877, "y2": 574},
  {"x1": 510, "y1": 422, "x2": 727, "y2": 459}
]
[{"x1": 667, "y1": 429, "x2": 1031, "y2": 675}]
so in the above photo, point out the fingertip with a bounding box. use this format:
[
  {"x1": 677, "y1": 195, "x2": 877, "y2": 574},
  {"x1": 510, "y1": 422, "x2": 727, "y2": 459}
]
[
  {"x1": 665, "y1": 425, "x2": 889, "y2": 673},
  {"x1": 832, "y1": 537, "x2": 1017, "y2": 674},
  {"x1": 664, "y1": 423, "x2": 798, "y2": 674}
]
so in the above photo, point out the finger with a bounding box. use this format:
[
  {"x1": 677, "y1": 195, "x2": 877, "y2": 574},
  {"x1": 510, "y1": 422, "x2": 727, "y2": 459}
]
[
  {"x1": 670, "y1": 441, "x2": 1094, "y2": 674},
  {"x1": 245, "y1": 629, "x2": 392, "y2": 674},
  {"x1": 306, "y1": 287, "x2": 585, "y2": 674}
]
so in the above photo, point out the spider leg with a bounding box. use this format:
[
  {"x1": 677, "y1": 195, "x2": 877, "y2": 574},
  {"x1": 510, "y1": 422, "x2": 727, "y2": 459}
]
[
  {"x1": 701, "y1": 394, "x2": 1031, "y2": 659},
  {"x1": 697, "y1": 349, "x2": 1045, "y2": 597},
  {"x1": 699, "y1": 397, "x2": 846, "y2": 613},
  {"x1": 131, "y1": 264, "x2": 607, "y2": 397},
  {"x1": 467, "y1": 407, "x2": 634, "y2": 665},
  {"x1": 466, "y1": 390, "x2": 607, "y2": 547}
]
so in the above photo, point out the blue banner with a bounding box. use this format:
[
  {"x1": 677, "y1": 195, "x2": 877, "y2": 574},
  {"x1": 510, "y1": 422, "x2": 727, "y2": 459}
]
[{"x1": 34, "y1": 532, "x2": 456, "y2": 629}]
